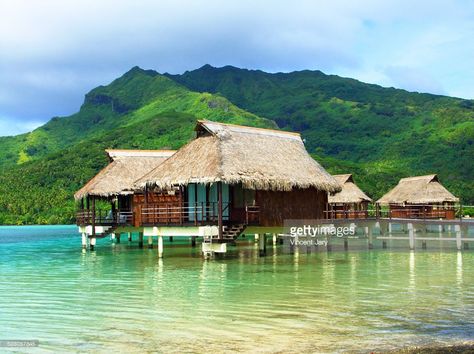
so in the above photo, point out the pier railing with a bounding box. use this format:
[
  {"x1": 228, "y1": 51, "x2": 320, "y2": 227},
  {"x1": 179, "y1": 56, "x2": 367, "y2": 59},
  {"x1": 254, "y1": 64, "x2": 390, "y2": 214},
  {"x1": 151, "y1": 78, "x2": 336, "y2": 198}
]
[{"x1": 324, "y1": 204, "x2": 460, "y2": 221}]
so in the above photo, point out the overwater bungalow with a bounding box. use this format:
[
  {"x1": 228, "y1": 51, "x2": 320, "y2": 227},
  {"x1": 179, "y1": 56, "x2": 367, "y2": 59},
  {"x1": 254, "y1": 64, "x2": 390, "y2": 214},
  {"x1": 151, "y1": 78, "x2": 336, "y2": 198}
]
[
  {"x1": 327, "y1": 174, "x2": 372, "y2": 219},
  {"x1": 376, "y1": 174, "x2": 459, "y2": 219},
  {"x1": 74, "y1": 149, "x2": 176, "y2": 231},
  {"x1": 75, "y1": 120, "x2": 341, "y2": 254}
]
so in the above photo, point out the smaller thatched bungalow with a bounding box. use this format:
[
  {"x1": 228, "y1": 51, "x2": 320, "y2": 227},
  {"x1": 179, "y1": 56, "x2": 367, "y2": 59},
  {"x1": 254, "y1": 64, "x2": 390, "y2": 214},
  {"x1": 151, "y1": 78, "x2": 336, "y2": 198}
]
[
  {"x1": 74, "y1": 149, "x2": 175, "y2": 225},
  {"x1": 376, "y1": 174, "x2": 459, "y2": 219},
  {"x1": 327, "y1": 174, "x2": 372, "y2": 219}
]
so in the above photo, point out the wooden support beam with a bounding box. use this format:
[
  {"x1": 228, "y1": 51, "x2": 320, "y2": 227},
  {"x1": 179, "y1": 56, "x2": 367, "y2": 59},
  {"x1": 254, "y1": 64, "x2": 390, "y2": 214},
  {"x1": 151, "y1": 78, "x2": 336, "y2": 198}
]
[
  {"x1": 217, "y1": 182, "x2": 223, "y2": 240},
  {"x1": 91, "y1": 196, "x2": 96, "y2": 238},
  {"x1": 138, "y1": 232, "x2": 144, "y2": 248}
]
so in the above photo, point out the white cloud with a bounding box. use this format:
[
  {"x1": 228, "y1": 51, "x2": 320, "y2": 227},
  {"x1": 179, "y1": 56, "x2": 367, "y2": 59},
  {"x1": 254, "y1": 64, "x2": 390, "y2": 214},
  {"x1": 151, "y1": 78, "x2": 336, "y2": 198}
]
[{"x1": 1, "y1": 0, "x2": 474, "y2": 136}]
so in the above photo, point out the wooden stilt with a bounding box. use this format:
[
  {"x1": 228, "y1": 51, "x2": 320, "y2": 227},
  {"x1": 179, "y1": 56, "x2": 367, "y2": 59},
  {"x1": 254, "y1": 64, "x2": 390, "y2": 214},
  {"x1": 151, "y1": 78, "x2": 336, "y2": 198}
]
[
  {"x1": 217, "y1": 182, "x2": 223, "y2": 240},
  {"x1": 138, "y1": 232, "x2": 144, "y2": 248},
  {"x1": 148, "y1": 236, "x2": 153, "y2": 249}
]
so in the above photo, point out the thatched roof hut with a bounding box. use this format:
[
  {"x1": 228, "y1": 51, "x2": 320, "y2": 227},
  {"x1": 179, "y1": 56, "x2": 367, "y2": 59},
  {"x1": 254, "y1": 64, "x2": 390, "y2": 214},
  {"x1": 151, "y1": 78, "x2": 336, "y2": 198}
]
[
  {"x1": 328, "y1": 174, "x2": 372, "y2": 204},
  {"x1": 136, "y1": 120, "x2": 340, "y2": 193},
  {"x1": 377, "y1": 174, "x2": 459, "y2": 205},
  {"x1": 74, "y1": 149, "x2": 175, "y2": 200}
]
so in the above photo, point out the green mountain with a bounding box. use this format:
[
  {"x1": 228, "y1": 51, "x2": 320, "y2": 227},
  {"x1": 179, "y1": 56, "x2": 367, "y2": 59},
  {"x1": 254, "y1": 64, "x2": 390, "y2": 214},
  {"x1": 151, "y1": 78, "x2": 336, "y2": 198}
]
[
  {"x1": 168, "y1": 65, "x2": 474, "y2": 203},
  {"x1": 0, "y1": 68, "x2": 274, "y2": 224},
  {"x1": 0, "y1": 65, "x2": 472, "y2": 224}
]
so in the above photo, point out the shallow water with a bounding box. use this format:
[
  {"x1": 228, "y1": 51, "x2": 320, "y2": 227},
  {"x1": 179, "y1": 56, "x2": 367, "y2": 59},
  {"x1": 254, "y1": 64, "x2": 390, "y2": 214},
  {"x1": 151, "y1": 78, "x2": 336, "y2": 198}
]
[{"x1": 0, "y1": 225, "x2": 473, "y2": 353}]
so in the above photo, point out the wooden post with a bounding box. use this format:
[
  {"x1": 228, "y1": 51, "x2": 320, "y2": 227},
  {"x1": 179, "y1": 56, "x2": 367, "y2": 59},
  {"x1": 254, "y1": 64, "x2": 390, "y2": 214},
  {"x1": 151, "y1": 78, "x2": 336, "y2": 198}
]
[
  {"x1": 91, "y1": 196, "x2": 96, "y2": 238},
  {"x1": 138, "y1": 232, "x2": 144, "y2": 248},
  {"x1": 217, "y1": 182, "x2": 223, "y2": 240},
  {"x1": 111, "y1": 200, "x2": 116, "y2": 223},
  {"x1": 158, "y1": 235, "x2": 164, "y2": 258}
]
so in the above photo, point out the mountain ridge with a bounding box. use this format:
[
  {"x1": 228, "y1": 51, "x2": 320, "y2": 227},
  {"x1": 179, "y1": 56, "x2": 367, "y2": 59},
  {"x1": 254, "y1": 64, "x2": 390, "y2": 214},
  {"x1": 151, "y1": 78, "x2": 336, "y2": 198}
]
[{"x1": 0, "y1": 64, "x2": 472, "y2": 224}]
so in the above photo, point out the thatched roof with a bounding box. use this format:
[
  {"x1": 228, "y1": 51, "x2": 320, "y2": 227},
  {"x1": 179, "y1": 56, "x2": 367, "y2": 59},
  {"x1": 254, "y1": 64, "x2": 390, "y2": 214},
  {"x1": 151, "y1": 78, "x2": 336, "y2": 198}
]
[
  {"x1": 377, "y1": 174, "x2": 459, "y2": 205},
  {"x1": 136, "y1": 120, "x2": 341, "y2": 193},
  {"x1": 74, "y1": 149, "x2": 175, "y2": 200},
  {"x1": 328, "y1": 174, "x2": 372, "y2": 204}
]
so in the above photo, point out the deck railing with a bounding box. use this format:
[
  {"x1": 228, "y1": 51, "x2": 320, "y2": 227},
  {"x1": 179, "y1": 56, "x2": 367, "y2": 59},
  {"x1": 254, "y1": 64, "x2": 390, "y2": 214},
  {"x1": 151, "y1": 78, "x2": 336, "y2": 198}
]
[
  {"x1": 76, "y1": 209, "x2": 133, "y2": 226},
  {"x1": 324, "y1": 210, "x2": 369, "y2": 219},
  {"x1": 141, "y1": 202, "x2": 230, "y2": 225},
  {"x1": 140, "y1": 202, "x2": 261, "y2": 226},
  {"x1": 324, "y1": 205, "x2": 459, "y2": 221},
  {"x1": 76, "y1": 202, "x2": 261, "y2": 227}
]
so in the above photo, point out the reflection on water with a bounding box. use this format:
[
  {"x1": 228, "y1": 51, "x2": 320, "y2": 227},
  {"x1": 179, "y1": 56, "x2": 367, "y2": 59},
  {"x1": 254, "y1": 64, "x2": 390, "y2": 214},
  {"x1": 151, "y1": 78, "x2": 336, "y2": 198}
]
[{"x1": 0, "y1": 225, "x2": 473, "y2": 353}]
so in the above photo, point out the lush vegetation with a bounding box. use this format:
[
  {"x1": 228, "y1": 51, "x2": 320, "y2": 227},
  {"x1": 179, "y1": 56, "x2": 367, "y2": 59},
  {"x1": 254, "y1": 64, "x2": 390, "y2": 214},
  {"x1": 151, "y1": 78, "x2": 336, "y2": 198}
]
[
  {"x1": 0, "y1": 65, "x2": 472, "y2": 224},
  {"x1": 170, "y1": 65, "x2": 474, "y2": 203}
]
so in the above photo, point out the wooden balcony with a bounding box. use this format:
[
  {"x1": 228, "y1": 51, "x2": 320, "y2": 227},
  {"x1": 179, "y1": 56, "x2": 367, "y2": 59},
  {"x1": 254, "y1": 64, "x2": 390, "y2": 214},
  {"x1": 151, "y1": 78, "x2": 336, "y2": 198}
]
[
  {"x1": 76, "y1": 209, "x2": 133, "y2": 226},
  {"x1": 76, "y1": 203, "x2": 260, "y2": 227}
]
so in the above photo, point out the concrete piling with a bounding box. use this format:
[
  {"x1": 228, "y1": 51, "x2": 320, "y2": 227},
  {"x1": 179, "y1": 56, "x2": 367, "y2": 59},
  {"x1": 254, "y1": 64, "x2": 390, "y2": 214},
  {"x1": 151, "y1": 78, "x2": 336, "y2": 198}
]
[
  {"x1": 81, "y1": 233, "x2": 87, "y2": 249},
  {"x1": 90, "y1": 237, "x2": 96, "y2": 251},
  {"x1": 158, "y1": 236, "x2": 164, "y2": 258},
  {"x1": 258, "y1": 234, "x2": 266, "y2": 256}
]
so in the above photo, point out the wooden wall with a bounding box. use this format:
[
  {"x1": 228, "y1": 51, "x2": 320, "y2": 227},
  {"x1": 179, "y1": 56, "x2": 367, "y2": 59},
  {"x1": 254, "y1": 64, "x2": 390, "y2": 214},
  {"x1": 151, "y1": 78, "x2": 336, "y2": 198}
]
[
  {"x1": 133, "y1": 190, "x2": 183, "y2": 226},
  {"x1": 256, "y1": 188, "x2": 327, "y2": 226}
]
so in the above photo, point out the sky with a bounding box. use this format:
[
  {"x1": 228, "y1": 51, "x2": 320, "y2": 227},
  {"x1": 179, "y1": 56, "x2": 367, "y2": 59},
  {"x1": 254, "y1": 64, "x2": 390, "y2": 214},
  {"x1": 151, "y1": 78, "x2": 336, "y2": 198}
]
[{"x1": 1, "y1": 0, "x2": 474, "y2": 136}]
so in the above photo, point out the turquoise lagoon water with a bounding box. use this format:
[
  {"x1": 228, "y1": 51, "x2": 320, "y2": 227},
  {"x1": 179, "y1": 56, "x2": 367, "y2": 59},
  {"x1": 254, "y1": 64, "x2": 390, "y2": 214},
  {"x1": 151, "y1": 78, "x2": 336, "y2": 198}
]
[{"x1": 0, "y1": 225, "x2": 473, "y2": 353}]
